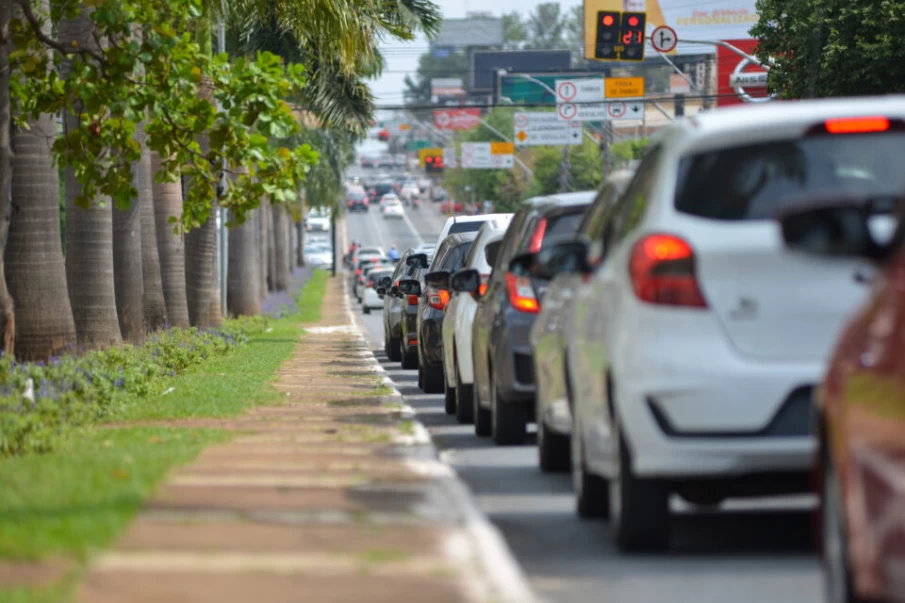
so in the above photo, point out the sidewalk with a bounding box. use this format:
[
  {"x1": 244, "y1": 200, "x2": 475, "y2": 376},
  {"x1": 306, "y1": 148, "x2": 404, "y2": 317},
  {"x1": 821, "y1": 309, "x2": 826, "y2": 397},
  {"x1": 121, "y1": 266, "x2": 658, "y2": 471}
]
[{"x1": 77, "y1": 275, "x2": 532, "y2": 603}]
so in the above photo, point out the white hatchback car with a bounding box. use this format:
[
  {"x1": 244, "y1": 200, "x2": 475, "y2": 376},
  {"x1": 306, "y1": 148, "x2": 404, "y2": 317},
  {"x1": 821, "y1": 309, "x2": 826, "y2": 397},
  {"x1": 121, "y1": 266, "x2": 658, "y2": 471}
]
[
  {"x1": 434, "y1": 214, "x2": 510, "y2": 249},
  {"x1": 441, "y1": 215, "x2": 513, "y2": 423},
  {"x1": 562, "y1": 97, "x2": 905, "y2": 552},
  {"x1": 382, "y1": 197, "x2": 405, "y2": 219}
]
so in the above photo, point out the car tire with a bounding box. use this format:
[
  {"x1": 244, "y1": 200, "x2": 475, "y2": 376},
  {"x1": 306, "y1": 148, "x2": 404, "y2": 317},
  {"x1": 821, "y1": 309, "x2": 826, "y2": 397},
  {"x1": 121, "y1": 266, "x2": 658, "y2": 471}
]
[
  {"x1": 444, "y1": 377, "x2": 456, "y2": 415},
  {"x1": 611, "y1": 425, "x2": 670, "y2": 552},
  {"x1": 474, "y1": 364, "x2": 492, "y2": 437},
  {"x1": 417, "y1": 361, "x2": 424, "y2": 390},
  {"x1": 455, "y1": 360, "x2": 474, "y2": 425},
  {"x1": 491, "y1": 371, "x2": 527, "y2": 446},
  {"x1": 401, "y1": 342, "x2": 418, "y2": 370},
  {"x1": 363, "y1": 305, "x2": 371, "y2": 315},
  {"x1": 823, "y1": 447, "x2": 863, "y2": 603},
  {"x1": 538, "y1": 413, "x2": 571, "y2": 473},
  {"x1": 573, "y1": 425, "x2": 610, "y2": 519},
  {"x1": 423, "y1": 361, "x2": 444, "y2": 394},
  {"x1": 387, "y1": 336, "x2": 402, "y2": 362}
]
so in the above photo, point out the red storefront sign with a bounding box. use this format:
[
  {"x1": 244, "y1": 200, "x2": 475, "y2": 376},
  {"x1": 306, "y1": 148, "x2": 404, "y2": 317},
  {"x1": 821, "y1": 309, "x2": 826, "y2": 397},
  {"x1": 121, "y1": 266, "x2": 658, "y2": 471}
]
[
  {"x1": 717, "y1": 39, "x2": 769, "y2": 107},
  {"x1": 433, "y1": 108, "x2": 481, "y2": 131}
]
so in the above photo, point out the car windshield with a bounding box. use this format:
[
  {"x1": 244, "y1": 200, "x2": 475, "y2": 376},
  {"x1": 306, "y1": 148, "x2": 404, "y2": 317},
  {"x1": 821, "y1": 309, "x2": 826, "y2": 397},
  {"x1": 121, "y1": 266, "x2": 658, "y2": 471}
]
[
  {"x1": 448, "y1": 221, "x2": 485, "y2": 235},
  {"x1": 346, "y1": 190, "x2": 365, "y2": 201},
  {"x1": 675, "y1": 133, "x2": 905, "y2": 220}
]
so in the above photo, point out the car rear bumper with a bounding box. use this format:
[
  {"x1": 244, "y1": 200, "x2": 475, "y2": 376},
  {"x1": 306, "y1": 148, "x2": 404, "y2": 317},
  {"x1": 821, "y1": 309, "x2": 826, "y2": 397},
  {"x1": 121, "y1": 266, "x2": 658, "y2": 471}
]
[
  {"x1": 493, "y1": 309, "x2": 538, "y2": 404},
  {"x1": 419, "y1": 314, "x2": 445, "y2": 367}
]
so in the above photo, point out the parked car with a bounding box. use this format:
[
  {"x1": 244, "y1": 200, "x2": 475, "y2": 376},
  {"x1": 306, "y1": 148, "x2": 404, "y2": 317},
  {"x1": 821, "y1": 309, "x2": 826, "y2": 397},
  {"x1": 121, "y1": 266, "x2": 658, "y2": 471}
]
[
  {"x1": 776, "y1": 192, "x2": 904, "y2": 603},
  {"x1": 529, "y1": 170, "x2": 635, "y2": 472},
  {"x1": 350, "y1": 247, "x2": 385, "y2": 298},
  {"x1": 306, "y1": 208, "x2": 331, "y2": 231},
  {"x1": 560, "y1": 99, "x2": 904, "y2": 552},
  {"x1": 361, "y1": 267, "x2": 394, "y2": 315},
  {"x1": 434, "y1": 214, "x2": 508, "y2": 250},
  {"x1": 346, "y1": 188, "x2": 368, "y2": 212},
  {"x1": 397, "y1": 252, "x2": 433, "y2": 369},
  {"x1": 303, "y1": 241, "x2": 333, "y2": 270},
  {"x1": 382, "y1": 197, "x2": 405, "y2": 219},
  {"x1": 357, "y1": 261, "x2": 393, "y2": 302},
  {"x1": 400, "y1": 232, "x2": 478, "y2": 394},
  {"x1": 381, "y1": 245, "x2": 436, "y2": 361},
  {"x1": 470, "y1": 192, "x2": 596, "y2": 445},
  {"x1": 442, "y1": 215, "x2": 513, "y2": 422}
]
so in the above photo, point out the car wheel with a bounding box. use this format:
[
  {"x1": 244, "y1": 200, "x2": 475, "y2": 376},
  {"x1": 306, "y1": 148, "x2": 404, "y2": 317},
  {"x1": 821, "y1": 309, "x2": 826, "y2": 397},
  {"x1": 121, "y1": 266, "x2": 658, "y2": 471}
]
[
  {"x1": 423, "y1": 360, "x2": 444, "y2": 395},
  {"x1": 491, "y1": 371, "x2": 527, "y2": 446},
  {"x1": 417, "y1": 361, "x2": 425, "y2": 390},
  {"x1": 823, "y1": 450, "x2": 862, "y2": 603},
  {"x1": 611, "y1": 421, "x2": 670, "y2": 552},
  {"x1": 572, "y1": 422, "x2": 609, "y2": 519},
  {"x1": 474, "y1": 361, "x2": 492, "y2": 437},
  {"x1": 363, "y1": 305, "x2": 371, "y2": 315},
  {"x1": 387, "y1": 336, "x2": 402, "y2": 362},
  {"x1": 401, "y1": 342, "x2": 417, "y2": 370},
  {"x1": 538, "y1": 410, "x2": 571, "y2": 473},
  {"x1": 455, "y1": 359, "x2": 474, "y2": 425},
  {"x1": 443, "y1": 369, "x2": 456, "y2": 415}
]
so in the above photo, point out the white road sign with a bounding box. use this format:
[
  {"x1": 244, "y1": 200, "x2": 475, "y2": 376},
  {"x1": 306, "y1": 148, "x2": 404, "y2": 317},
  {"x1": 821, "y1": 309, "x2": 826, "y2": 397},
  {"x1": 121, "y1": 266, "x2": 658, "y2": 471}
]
[
  {"x1": 650, "y1": 26, "x2": 678, "y2": 53},
  {"x1": 490, "y1": 154, "x2": 514, "y2": 168},
  {"x1": 460, "y1": 142, "x2": 492, "y2": 169},
  {"x1": 555, "y1": 78, "x2": 605, "y2": 104},
  {"x1": 513, "y1": 112, "x2": 582, "y2": 146},
  {"x1": 443, "y1": 147, "x2": 458, "y2": 169},
  {"x1": 557, "y1": 101, "x2": 644, "y2": 122}
]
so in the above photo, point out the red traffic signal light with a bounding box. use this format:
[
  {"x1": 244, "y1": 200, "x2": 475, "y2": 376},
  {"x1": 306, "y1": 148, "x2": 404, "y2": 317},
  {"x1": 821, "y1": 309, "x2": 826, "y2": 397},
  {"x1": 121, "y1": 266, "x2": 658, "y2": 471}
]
[
  {"x1": 595, "y1": 11, "x2": 621, "y2": 60},
  {"x1": 620, "y1": 12, "x2": 646, "y2": 61},
  {"x1": 602, "y1": 14, "x2": 614, "y2": 26},
  {"x1": 425, "y1": 156, "x2": 433, "y2": 163},
  {"x1": 628, "y1": 15, "x2": 638, "y2": 26}
]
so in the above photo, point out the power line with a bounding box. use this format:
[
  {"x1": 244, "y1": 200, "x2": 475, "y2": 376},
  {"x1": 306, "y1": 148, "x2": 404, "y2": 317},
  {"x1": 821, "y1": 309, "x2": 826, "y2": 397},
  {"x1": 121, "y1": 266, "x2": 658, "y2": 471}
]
[{"x1": 372, "y1": 92, "x2": 749, "y2": 110}]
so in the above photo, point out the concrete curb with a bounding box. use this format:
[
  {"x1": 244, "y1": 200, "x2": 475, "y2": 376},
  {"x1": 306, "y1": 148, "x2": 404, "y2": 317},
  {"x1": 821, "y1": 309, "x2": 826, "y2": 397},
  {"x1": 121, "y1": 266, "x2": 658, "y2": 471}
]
[{"x1": 338, "y1": 277, "x2": 537, "y2": 603}]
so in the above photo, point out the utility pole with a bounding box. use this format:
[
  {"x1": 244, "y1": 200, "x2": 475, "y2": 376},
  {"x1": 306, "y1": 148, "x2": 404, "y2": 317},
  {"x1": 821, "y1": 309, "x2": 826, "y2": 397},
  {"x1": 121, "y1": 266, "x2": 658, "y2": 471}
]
[
  {"x1": 558, "y1": 146, "x2": 570, "y2": 192},
  {"x1": 217, "y1": 5, "x2": 228, "y2": 312},
  {"x1": 600, "y1": 122, "x2": 612, "y2": 178}
]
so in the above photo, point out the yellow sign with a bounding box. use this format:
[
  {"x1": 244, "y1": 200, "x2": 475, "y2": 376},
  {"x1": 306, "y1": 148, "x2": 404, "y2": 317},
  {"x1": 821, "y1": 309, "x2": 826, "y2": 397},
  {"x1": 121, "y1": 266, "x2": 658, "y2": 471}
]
[
  {"x1": 490, "y1": 142, "x2": 515, "y2": 155},
  {"x1": 418, "y1": 147, "x2": 442, "y2": 167},
  {"x1": 606, "y1": 77, "x2": 645, "y2": 98},
  {"x1": 399, "y1": 123, "x2": 411, "y2": 131},
  {"x1": 515, "y1": 131, "x2": 528, "y2": 142}
]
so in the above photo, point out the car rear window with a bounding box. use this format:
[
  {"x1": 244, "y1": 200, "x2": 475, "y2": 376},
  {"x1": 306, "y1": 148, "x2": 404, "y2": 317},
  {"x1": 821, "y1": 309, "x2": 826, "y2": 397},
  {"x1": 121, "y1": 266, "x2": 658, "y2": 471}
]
[
  {"x1": 543, "y1": 210, "x2": 586, "y2": 239},
  {"x1": 675, "y1": 133, "x2": 905, "y2": 220},
  {"x1": 347, "y1": 190, "x2": 365, "y2": 200},
  {"x1": 438, "y1": 242, "x2": 474, "y2": 272},
  {"x1": 448, "y1": 221, "x2": 485, "y2": 235}
]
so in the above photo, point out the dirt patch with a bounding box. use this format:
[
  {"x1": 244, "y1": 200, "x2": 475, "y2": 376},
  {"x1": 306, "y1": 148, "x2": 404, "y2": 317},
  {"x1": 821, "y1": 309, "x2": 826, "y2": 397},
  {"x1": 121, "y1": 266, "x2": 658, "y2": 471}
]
[{"x1": 0, "y1": 557, "x2": 73, "y2": 587}]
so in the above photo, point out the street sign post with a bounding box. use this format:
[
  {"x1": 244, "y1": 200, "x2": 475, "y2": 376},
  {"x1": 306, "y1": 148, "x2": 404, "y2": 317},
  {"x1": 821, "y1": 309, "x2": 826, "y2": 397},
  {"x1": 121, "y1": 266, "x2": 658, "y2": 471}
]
[
  {"x1": 460, "y1": 142, "x2": 492, "y2": 169},
  {"x1": 650, "y1": 25, "x2": 678, "y2": 53},
  {"x1": 556, "y1": 99, "x2": 642, "y2": 122},
  {"x1": 514, "y1": 112, "x2": 582, "y2": 146},
  {"x1": 555, "y1": 78, "x2": 605, "y2": 104}
]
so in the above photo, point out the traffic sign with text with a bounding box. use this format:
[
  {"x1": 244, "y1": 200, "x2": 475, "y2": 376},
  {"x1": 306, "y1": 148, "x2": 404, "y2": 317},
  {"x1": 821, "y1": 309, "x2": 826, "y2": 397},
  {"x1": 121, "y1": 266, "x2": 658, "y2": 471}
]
[
  {"x1": 555, "y1": 78, "x2": 605, "y2": 104},
  {"x1": 514, "y1": 112, "x2": 582, "y2": 146},
  {"x1": 443, "y1": 147, "x2": 458, "y2": 169},
  {"x1": 557, "y1": 100, "x2": 643, "y2": 121},
  {"x1": 605, "y1": 77, "x2": 645, "y2": 98},
  {"x1": 460, "y1": 142, "x2": 492, "y2": 169}
]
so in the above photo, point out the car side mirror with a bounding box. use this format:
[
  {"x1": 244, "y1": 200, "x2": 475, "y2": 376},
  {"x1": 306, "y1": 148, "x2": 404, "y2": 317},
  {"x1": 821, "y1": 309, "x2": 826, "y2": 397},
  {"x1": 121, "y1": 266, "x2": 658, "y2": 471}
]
[
  {"x1": 451, "y1": 268, "x2": 480, "y2": 294},
  {"x1": 377, "y1": 276, "x2": 392, "y2": 290},
  {"x1": 406, "y1": 253, "x2": 429, "y2": 269},
  {"x1": 376, "y1": 287, "x2": 387, "y2": 296},
  {"x1": 389, "y1": 285, "x2": 401, "y2": 297},
  {"x1": 777, "y1": 201, "x2": 898, "y2": 262},
  {"x1": 398, "y1": 279, "x2": 422, "y2": 296},
  {"x1": 423, "y1": 270, "x2": 451, "y2": 289}
]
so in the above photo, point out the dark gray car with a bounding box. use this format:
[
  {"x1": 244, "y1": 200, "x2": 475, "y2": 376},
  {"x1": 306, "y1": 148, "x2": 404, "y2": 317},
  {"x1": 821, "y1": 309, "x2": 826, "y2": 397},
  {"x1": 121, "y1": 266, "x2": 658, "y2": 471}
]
[{"x1": 381, "y1": 245, "x2": 435, "y2": 362}]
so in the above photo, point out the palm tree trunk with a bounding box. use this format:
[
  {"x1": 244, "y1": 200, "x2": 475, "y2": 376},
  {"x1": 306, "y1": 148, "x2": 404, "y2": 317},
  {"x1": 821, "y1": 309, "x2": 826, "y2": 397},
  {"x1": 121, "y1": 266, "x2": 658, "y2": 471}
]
[
  {"x1": 296, "y1": 220, "x2": 305, "y2": 266},
  {"x1": 271, "y1": 205, "x2": 290, "y2": 290},
  {"x1": 0, "y1": 0, "x2": 14, "y2": 355},
  {"x1": 227, "y1": 209, "x2": 261, "y2": 316},
  {"x1": 210, "y1": 217, "x2": 222, "y2": 326},
  {"x1": 185, "y1": 212, "x2": 215, "y2": 328},
  {"x1": 112, "y1": 123, "x2": 146, "y2": 343},
  {"x1": 257, "y1": 200, "x2": 268, "y2": 295},
  {"x1": 59, "y1": 10, "x2": 122, "y2": 350},
  {"x1": 150, "y1": 152, "x2": 190, "y2": 328},
  {"x1": 139, "y1": 140, "x2": 167, "y2": 331}
]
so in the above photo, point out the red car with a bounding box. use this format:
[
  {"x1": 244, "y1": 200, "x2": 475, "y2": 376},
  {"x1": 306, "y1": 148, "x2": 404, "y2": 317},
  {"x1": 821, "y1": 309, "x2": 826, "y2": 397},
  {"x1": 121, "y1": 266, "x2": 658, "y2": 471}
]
[{"x1": 779, "y1": 194, "x2": 905, "y2": 603}]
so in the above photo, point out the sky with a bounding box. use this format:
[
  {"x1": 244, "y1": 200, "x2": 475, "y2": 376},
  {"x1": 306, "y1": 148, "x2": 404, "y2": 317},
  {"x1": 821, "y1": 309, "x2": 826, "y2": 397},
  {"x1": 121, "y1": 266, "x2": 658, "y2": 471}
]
[{"x1": 369, "y1": 0, "x2": 584, "y2": 108}]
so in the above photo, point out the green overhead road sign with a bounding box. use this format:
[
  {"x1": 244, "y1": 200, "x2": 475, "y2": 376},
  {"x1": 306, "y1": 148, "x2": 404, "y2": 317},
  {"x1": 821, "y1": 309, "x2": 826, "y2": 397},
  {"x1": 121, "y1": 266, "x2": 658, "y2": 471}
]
[{"x1": 406, "y1": 140, "x2": 432, "y2": 151}]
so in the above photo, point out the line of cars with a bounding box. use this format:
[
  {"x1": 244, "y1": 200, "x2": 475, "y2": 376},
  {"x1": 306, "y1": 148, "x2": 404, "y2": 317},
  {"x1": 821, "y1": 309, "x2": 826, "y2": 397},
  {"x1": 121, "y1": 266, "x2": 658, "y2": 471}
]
[{"x1": 368, "y1": 97, "x2": 905, "y2": 602}]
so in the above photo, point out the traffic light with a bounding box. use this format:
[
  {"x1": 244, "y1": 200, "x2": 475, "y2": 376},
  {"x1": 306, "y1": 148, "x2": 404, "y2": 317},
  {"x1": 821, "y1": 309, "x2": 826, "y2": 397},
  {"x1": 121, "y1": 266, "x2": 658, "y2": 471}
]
[
  {"x1": 620, "y1": 12, "x2": 646, "y2": 61},
  {"x1": 595, "y1": 11, "x2": 620, "y2": 60},
  {"x1": 424, "y1": 154, "x2": 443, "y2": 174}
]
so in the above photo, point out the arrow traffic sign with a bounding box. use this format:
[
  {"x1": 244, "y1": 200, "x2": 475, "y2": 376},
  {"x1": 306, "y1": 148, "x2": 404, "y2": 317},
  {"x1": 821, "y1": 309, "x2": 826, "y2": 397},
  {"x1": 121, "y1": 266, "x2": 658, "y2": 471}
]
[
  {"x1": 650, "y1": 25, "x2": 677, "y2": 53},
  {"x1": 513, "y1": 112, "x2": 582, "y2": 146}
]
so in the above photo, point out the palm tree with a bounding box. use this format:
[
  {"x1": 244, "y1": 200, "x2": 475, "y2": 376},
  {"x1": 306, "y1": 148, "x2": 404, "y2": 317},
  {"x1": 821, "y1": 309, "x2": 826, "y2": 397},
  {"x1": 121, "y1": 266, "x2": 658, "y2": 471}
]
[
  {"x1": 271, "y1": 203, "x2": 290, "y2": 290},
  {"x1": 227, "y1": 209, "x2": 261, "y2": 315},
  {"x1": 151, "y1": 153, "x2": 190, "y2": 328},
  {"x1": 6, "y1": 0, "x2": 78, "y2": 361},
  {"x1": 210, "y1": 230, "x2": 223, "y2": 326},
  {"x1": 139, "y1": 144, "x2": 168, "y2": 331},
  {"x1": 59, "y1": 9, "x2": 122, "y2": 350}
]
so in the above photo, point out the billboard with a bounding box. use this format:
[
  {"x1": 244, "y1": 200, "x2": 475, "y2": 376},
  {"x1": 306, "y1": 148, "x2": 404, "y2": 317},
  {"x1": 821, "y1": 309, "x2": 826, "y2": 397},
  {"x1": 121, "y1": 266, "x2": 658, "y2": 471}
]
[
  {"x1": 583, "y1": 0, "x2": 759, "y2": 57},
  {"x1": 471, "y1": 50, "x2": 572, "y2": 91},
  {"x1": 433, "y1": 108, "x2": 481, "y2": 131},
  {"x1": 716, "y1": 39, "x2": 769, "y2": 107}
]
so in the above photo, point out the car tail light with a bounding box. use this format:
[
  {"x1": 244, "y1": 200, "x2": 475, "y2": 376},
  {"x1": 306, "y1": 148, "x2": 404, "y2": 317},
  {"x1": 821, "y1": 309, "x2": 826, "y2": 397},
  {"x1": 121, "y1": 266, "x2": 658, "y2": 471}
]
[
  {"x1": 406, "y1": 294, "x2": 419, "y2": 306},
  {"x1": 629, "y1": 234, "x2": 707, "y2": 308},
  {"x1": 505, "y1": 272, "x2": 539, "y2": 313},
  {"x1": 472, "y1": 274, "x2": 490, "y2": 301},
  {"x1": 428, "y1": 287, "x2": 450, "y2": 311},
  {"x1": 367, "y1": 280, "x2": 374, "y2": 288},
  {"x1": 355, "y1": 268, "x2": 362, "y2": 276},
  {"x1": 347, "y1": 200, "x2": 353, "y2": 207},
  {"x1": 824, "y1": 116, "x2": 889, "y2": 134},
  {"x1": 528, "y1": 218, "x2": 548, "y2": 253}
]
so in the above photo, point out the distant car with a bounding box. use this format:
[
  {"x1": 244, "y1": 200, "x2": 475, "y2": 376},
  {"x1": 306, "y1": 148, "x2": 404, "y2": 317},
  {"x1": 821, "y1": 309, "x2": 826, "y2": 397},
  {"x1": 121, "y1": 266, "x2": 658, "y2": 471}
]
[
  {"x1": 564, "y1": 99, "x2": 902, "y2": 552},
  {"x1": 358, "y1": 261, "x2": 393, "y2": 302},
  {"x1": 305, "y1": 208, "x2": 331, "y2": 232},
  {"x1": 394, "y1": 154, "x2": 407, "y2": 167},
  {"x1": 441, "y1": 200, "x2": 463, "y2": 214},
  {"x1": 377, "y1": 156, "x2": 394, "y2": 168},
  {"x1": 303, "y1": 241, "x2": 333, "y2": 270},
  {"x1": 530, "y1": 170, "x2": 634, "y2": 472},
  {"x1": 382, "y1": 247, "x2": 434, "y2": 361},
  {"x1": 442, "y1": 216, "x2": 513, "y2": 422},
  {"x1": 434, "y1": 214, "x2": 509, "y2": 251},
  {"x1": 470, "y1": 192, "x2": 596, "y2": 446},
  {"x1": 361, "y1": 157, "x2": 374, "y2": 168},
  {"x1": 361, "y1": 267, "x2": 394, "y2": 315},
  {"x1": 382, "y1": 198, "x2": 405, "y2": 219},
  {"x1": 346, "y1": 188, "x2": 368, "y2": 212},
  {"x1": 431, "y1": 186, "x2": 448, "y2": 202},
  {"x1": 417, "y1": 178, "x2": 432, "y2": 193},
  {"x1": 397, "y1": 250, "x2": 434, "y2": 369}
]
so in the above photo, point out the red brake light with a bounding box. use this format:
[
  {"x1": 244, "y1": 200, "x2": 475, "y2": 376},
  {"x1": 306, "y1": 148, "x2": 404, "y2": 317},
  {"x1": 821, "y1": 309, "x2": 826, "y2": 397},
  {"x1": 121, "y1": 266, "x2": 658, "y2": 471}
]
[
  {"x1": 356, "y1": 268, "x2": 362, "y2": 275},
  {"x1": 824, "y1": 116, "x2": 889, "y2": 134},
  {"x1": 406, "y1": 294, "x2": 419, "y2": 306},
  {"x1": 428, "y1": 287, "x2": 450, "y2": 311},
  {"x1": 505, "y1": 272, "x2": 539, "y2": 313},
  {"x1": 348, "y1": 200, "x2": 353, "y2": 207},
  {"x1": 528, "y1": 218, "x2": 547, "y2": 253},
  {"x1": 629, "y1": 234, "x2": 706, "y2": 308}
]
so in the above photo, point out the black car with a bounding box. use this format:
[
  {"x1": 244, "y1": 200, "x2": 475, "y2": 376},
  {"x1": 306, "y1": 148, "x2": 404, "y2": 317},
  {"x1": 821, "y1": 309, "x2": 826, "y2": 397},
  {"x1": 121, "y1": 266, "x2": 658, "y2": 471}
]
[
  {"x1": 402, "y1": 233, "x2": 477, "y2": 394},
  {"x1": 346, "y1": 188, "x2": 369, "y2": 212},
  {"x1": 469, "y1": 191, "x2": 596, "y2": 445},
  {"x1": 396, "y1": 252, "x2": 432, "y2": 369},
  {"x1": 381, "y1": 245, "x2": 435, "y2": 362}
]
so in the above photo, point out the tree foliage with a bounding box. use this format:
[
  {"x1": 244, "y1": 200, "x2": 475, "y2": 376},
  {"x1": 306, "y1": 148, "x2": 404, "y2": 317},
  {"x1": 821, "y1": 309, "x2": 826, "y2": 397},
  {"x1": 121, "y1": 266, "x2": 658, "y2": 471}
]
[{"x1": 752, "y1": 0, "x2": 905, "y2": 98}]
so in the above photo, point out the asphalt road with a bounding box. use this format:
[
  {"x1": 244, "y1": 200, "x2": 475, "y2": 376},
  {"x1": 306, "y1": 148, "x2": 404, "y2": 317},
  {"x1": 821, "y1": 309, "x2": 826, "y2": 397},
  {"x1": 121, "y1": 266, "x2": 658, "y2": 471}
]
[{"x1": 344, "y1": 198, "x2": 824, "y2": 603}]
